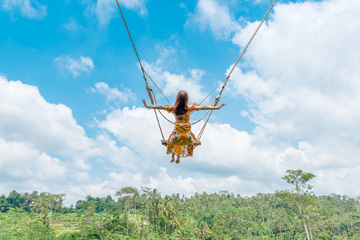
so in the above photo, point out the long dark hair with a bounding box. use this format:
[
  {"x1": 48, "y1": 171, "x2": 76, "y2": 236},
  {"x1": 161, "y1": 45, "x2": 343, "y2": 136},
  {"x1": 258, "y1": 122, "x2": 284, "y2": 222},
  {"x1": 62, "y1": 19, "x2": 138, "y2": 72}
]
[{"x1": 172, "y1": 91, "x2": 189, "y2": 116}]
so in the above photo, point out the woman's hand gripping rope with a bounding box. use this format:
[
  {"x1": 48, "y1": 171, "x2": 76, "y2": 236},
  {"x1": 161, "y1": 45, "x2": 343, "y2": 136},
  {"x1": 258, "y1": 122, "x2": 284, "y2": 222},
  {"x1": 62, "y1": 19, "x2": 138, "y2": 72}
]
[
  {"x1": 142, "y1": 99, "x2": 149, "y2": 108},
  {"x1": 142, "y1": 99, "x2": 167, "y2": 110}
]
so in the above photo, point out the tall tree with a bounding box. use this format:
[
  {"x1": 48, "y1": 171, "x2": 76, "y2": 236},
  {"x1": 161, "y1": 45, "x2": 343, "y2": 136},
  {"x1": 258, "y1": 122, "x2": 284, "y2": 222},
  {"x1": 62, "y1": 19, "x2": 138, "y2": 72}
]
[
  {"x1": 0, "y1": 195, "x2": 10, "y2": 212},
  {"x1": 7, "y1": 190, "x2": 22, "y2": 208},
  {"x1": 282, "y1": 169, "x2": 316, "y2": 240},
  {"x1": 159, "y1": 197, "x2": 175, "y2": 234},
  {"x1": 32, "y1": 192, "x2": 64, "y2": 226},
  {"x1": 115, "y1": 187, "x2": 139, "y2": 236}
]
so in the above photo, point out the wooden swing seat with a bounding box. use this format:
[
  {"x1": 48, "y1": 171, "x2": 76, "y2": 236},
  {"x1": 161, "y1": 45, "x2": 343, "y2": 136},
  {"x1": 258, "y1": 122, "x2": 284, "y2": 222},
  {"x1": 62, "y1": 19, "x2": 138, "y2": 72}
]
[{"x1": 161, "y1": 140, "x2": 201, "y2": 146}]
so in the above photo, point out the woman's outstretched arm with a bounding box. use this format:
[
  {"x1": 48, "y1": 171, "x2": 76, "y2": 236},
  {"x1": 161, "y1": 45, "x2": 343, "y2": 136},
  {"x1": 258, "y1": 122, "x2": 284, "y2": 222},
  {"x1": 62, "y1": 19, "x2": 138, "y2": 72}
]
[
  {"x1": 142, "y1": 99, "x2": 167, "y2": 110},
  {"x1": 196, "y1": 103, "x2": 226, "y2": 110}
]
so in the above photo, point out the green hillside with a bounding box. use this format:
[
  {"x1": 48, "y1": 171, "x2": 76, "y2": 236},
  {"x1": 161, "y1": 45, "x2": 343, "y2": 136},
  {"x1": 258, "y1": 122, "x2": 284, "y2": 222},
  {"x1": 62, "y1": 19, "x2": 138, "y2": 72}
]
[{"x1": 1, "y1": 170, "x2": 359, "y2": 239}]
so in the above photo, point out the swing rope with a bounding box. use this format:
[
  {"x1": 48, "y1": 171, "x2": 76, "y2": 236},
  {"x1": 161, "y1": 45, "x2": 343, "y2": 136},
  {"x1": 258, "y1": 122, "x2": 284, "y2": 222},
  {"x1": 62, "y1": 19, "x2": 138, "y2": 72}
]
[
  {"x1": 115, "y1": 0, "x2": 146, "y2": 82},
  {"x1": 199, "y1": 0, "x2": 278, "y2": 106},
  {"x1": 116, "y1": 0, "x2": 169, "y2": 142},
  {"x1": 115, "y1": 0, "x2": 277, "y2": 141},
  {"x1": 116, "y1": 0, "x2": 212, "y2": 128},
  {"x1": 196, "y1": 0, "x2": 278, "y2": 140},
  {"x1": 144, "y1": 71, "x2": 171, "y2": 105}
]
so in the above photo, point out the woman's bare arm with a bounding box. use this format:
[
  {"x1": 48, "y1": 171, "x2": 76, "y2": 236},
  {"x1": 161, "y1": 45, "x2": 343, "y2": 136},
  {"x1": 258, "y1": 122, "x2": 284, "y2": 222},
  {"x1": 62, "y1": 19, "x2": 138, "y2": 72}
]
[
  {"x1": 195, "y1": 103, "x2": 226, "y2": 110},
  {"x1": 142, "y1": 99, "x2": 167, "y2": 110}
]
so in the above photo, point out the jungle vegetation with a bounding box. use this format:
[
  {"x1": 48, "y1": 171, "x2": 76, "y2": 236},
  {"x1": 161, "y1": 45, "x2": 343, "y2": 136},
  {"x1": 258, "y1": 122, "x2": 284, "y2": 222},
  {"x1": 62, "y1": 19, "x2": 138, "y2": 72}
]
[{"x1": 0, "y1": 169, "x2": 359, "y2": 239}]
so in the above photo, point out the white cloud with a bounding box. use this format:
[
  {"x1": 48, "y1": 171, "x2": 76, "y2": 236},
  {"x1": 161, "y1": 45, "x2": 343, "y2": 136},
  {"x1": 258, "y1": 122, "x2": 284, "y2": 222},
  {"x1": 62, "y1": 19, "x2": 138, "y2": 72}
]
[
  {"x1": 224, "y1": 0, "x2": 360, "y2": 195},
  {"x1": 315, "y1": 167, "x2": 360, "y2": 196},
  {"x1": 55, "y1": 56, "x2": 94, "y2": 78},
  {"x1": 96, "y1": 104, "x2": 360, "y2": 197},
  {"x1": 97, "y1": 106, "x2": 168, "y2": 159},
  {"x1": 0, "y1": 75, "x2": 98, "y2": 158},
  {"x1": 0, "y1": 138, "x2": 67, "y2": 183},
  {"x1": 63, "y1": 18, "x2": 83, "y2": 31},
  {"x1": 94, "y1": 105, "x2": 309, "y2": 196},
  {"x1": 142, "y1": 61, "x2": 208, "y2": 103},
  {"x1": 0, "y1": 75, "x2": 105, "y2": 202},
  {"x1": 154, "y1": 44, "x2": 176, "y2": 66},
  {"x1": 186, "y1": 0, "x2": 240, "y2": 40},
  {"x1": 96, "y1": 134, "x2": 142, "y2": 171},
  {"x1": 108, "y1": 168, "x2": 275, "y2": 197},
  {"x1": 229, "y1": 0, "x2": 360, "y2": 140},
  {"x1": 2, "y1": 0, "x2": 47, "y2": 20},
  {"x1": 92, "y1": 82, "x2": 136, "y2": 103},
  {"x1": 188, "y1": 0, "x2": 360, "y2": 141},
  {"x1": 83, "y1": 0, "x2": 147, "y2": 26}
]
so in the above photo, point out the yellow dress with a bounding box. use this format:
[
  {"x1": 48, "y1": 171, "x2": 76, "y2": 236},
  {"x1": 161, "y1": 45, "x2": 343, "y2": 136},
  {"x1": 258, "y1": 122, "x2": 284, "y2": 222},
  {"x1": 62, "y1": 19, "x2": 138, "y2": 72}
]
[{"x1": 165, "y1": 105, "x2": 201, "y2": 157}]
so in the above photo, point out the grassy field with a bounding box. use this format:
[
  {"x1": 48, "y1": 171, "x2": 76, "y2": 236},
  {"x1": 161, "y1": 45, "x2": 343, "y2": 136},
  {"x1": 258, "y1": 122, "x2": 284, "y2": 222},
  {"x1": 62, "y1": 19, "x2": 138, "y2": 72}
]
[{"x1": 50, "y1": 213, "x2": 81, "y2": 236}]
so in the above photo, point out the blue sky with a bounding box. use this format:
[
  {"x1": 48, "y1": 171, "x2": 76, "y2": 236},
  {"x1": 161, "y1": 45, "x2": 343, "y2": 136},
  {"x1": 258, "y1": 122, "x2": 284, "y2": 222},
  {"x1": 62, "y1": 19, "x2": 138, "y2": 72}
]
[{"x1": 1, "y1": 0, "x2": 359, "y2": 204}]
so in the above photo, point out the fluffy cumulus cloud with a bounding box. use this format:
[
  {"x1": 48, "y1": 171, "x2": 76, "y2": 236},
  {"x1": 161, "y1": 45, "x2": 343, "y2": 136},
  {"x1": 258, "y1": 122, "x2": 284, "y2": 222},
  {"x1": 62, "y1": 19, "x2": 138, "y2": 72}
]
[
  {"x1": 96, "y1": 106, "x2": 299, "y2": 196},
  {"x1": 95, "y1": 105, "x2": 284, "y2": 196},
  {"x1": 0, "y1": 76, "x2": 98, "y2": 157},
  {"x1": 82, "y1": 0, "x2": 147, "y2": 26},
  {"x1": 92, "y1": 82, "x2": 136, "y2": 103},
  {"x1": 0, "y1": 138, "x2": 67, "y2": 185},
  {"x1": 187, "y1": 0, "x2": 240, "y2": 40},
  {"x1": 2, "y1": 0, "x2": 47, "y2": 20},
  {"x1": 54, "y1": 56, "x2": 94, "y2": 78},
  {"x1": 97, "y1": 106, "x2": 169, "y2": 161},
  {"x1": 230, "y1": 0, "x2": 360, "y2": 141},
  {"x1": 223, "y1": 0, "x2": 360, "y2": 195},
  {"x1": 0, "y1": 75, "x2": 102, "y2": 200}
]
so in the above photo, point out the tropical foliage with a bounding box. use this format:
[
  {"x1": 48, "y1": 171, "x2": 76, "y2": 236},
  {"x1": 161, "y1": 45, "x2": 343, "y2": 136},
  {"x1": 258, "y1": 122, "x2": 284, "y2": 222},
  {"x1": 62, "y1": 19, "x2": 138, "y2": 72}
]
[{"x1": 1, "y1": 170, "x2": 360, "y2": 239}]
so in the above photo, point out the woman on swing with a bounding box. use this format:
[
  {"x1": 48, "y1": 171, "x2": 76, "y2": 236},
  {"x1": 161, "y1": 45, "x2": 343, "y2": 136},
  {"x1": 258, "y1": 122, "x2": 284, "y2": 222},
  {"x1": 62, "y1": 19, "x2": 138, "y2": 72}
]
[{"x1": 142, "y1": 91, "x2": 225, "y2": 163}]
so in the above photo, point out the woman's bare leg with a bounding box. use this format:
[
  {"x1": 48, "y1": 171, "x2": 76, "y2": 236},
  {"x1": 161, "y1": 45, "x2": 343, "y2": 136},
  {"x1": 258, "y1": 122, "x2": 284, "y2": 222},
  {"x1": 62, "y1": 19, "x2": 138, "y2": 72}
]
[
  {"x1": 170, "y1": 153, "x2": 175, "y2": 162},
  {"x1": 175, "y1": 155, "x2": 180, "y2": 164}
]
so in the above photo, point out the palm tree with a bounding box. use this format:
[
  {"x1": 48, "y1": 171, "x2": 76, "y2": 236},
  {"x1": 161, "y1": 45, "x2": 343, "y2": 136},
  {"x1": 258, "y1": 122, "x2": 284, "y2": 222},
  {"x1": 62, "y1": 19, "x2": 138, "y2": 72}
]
[
  {"x1": 169, "y1": 209, "x2": 181, "y2": 233},
  {"x1": 150, "y1": 189, "x2": 161, "y2": 230},
  {"x1": 196, "y1": 221, "x2": 211, "y2": 240},
  {"x1": 140, "y1": 187, "x2": 151, "y2": 224},
  {"x1": 173, "y1": 227, "x2": 188, "y2": 240},
  {"x1": 159, "y1": 197, "x2": 175, "y2": 234}
]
